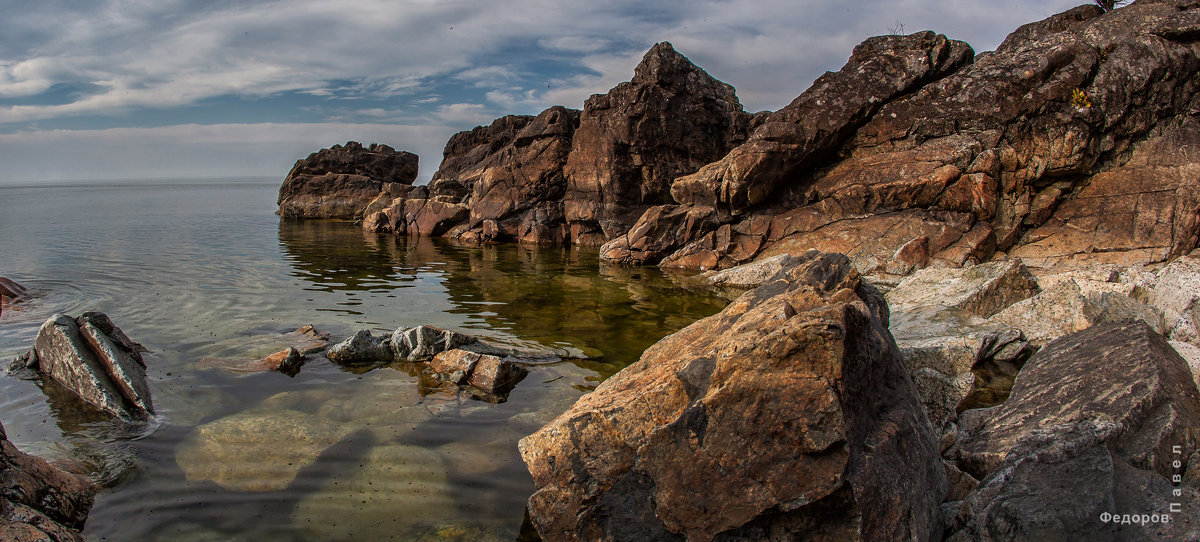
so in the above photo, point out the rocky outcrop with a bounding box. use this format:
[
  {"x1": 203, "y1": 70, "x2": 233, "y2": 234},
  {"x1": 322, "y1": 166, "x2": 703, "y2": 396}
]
[
  {"x1": 519, "y1": 251, "x2": 945, "y2": 541},
  {"x1": 945, "y1": 321, "x2": 1200, "y2": 540},
  {"x1": 562, "y1": 42, "x2": 755, "y2": 240},
  {"x1": 1, "y1": 421, "x2": 95, "y2": 542},
  {"x1": 277, "y1": 141, "x2": 418, "y2": 219},
  {"x1": 20, "y1": 313, "x2": 153, "y2": 421},
  {"x1": 604, "y1": 0, "x2": 1200, "y2": 275}
]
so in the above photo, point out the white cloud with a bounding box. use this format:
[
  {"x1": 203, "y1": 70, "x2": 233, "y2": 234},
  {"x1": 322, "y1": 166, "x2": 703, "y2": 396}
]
[{"x1": 432, "y1": 103, "x2": 496, "y2": 126}]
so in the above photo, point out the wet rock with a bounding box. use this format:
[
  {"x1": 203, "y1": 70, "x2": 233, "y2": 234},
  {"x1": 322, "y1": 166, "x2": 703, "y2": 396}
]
[
  {"x1": 277, "y1": 141, "x2": 418, "y2": 219},
  {"x1": 390, "y1": 325, "x2": 476, "y2": 362},
  {"x1": 175, "y1": 408, "x2": 349, "y2": 492},
  {"x1": 326, "y1": 329, "x2": 393, "y2": 365},
  {"x1": 428, "y1": 348, "x2": 529, "y2": 395},
  {"x1": 0, "y1": 277, "x2": 25, "y2": 320},
  {"x1": 563, "y1": 42, "x2": 753, "y2": 239},
  {"x1": 257, "y1": 347, "x2": 305, "y2": 376},
  {"x1": 32, "y1": 313, "x2": 152, "y2": 421},
  {"x1": 519, "y1": 251, "x2": 945, "y2": 541},
  {"x1": 1, "y1": 420, "x2": 95, "y2": 542},
  {"x1": 955, "y1": 321, "x2": 1200, "y2": 481}
]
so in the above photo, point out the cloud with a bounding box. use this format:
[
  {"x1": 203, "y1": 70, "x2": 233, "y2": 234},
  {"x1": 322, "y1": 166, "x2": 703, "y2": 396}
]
[{"x1": 432, "y1": 103, "x2": 496, "y2": 126}]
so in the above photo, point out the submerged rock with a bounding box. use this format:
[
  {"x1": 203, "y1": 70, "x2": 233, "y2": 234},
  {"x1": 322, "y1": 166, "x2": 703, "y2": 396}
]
[
  {"x1": 175, "y1": 408, "x2": 349, "y2": 492},
  {"x1": 30, "y1": 313, "x2": 153, "y2": 421},
  {"x1": 197, "y1": 325, "x2": 328, "y2": 376},
  {"x1": 391, "y1": 325, "x2": 477, "y2": 361},
  {"x1": 0, "y1": 420, "x2": 95, "y2": 542},
  {"x1": 519, "y1": 251, "x2": 945, "y2": 541},
  {"x1": 0, "y1": 277, "x2": 25, "y2": 320},
  {"x1": 291, "y1": 443, "x2": 455, "y2": 540}
]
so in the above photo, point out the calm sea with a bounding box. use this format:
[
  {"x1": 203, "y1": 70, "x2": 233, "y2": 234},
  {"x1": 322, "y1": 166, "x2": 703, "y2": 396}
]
[{"x1": 0, "y1": 179, "x2": 727, "y2": 541}]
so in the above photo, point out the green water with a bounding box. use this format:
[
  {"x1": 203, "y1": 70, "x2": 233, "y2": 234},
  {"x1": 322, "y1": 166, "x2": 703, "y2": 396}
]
[{"x1": 0, "y1": 180, "x2": 728, "y2": 540}]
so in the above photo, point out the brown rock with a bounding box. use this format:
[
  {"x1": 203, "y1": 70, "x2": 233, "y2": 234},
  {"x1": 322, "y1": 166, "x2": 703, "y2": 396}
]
[
  {"x1": 1, "y1": 420, "x2": 95, "y2": 541},
  {"x1": 670, "y1": 31, "x2": 972, "y2": 218},
  {"x1": 259, "y1": 347, "x2": 305, "y2": 376},
  {"x1": 277, "y1": 141, "x2": 418, "y2": 219},
  {"x1": 402, "y1": 199, "x2": 469, "y2": 237},
  {"x1": 519, "y1": 251, "x2": 945, "y2": 541},
  {"x1": 466, "y1": 355, "x2": 528, "y2": 396},
  {"x1": 563, "y1": 42, "x2": 753, "y2": 239}
]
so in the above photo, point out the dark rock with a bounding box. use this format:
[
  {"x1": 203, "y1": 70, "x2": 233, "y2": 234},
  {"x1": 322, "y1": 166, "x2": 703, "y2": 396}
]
[
  {"x1": 1, "y1": 420, "x2": 95, "y2": 541},
  {"x1": 32, "y1": 314, "x2": 152, "y2": 421},
  {"x1": 955, "y1": 320, "x2": 1200, "y2": 482},
  {"x1": 278, "y1": 141, "x2": 418, "y2": 219},
  {"x1": 259, "y1": 347, "x2": 305, "y2": 376},
  {"x1": 563, "y1": 42, "x2": 753, "y2": 240},
  {"x1": 519, "y1": 251, "x2": 945, "y2": 541},
  {"x1": 0, "y1": 277, "x2": 25, "y2": 321},
  {"x1": 326, "y1": 329, "x2": 393, "y2": 365}
]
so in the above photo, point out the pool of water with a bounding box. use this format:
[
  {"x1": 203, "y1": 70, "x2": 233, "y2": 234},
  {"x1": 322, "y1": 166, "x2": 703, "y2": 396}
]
[{"x1": 0, "y1": 179, "x2": 729, "y2": 541}]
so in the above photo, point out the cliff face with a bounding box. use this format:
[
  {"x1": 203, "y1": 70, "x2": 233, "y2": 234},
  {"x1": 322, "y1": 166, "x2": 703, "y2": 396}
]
[
  {"x1": 282, "y1": 0, "x2": 1200, "y2": 276},
  {"x1": 610, "y1": 0, "x2": 1200, "y2": 274}
]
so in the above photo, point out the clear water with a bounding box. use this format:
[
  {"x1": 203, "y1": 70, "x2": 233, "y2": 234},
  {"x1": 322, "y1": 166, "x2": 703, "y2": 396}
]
[{"x1": 0, "y1": 179, "x2": 728, "y2": 541}]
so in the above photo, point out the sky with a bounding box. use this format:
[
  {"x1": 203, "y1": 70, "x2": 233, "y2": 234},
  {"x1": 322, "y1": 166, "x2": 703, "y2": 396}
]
[{"x1": 0, "y1": 0, "x2": 1087, "y2": 185}]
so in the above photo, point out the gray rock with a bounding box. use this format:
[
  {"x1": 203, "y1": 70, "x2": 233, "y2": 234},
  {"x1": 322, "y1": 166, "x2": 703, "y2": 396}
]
[
  {"x1": 79, "y1": 321, "x2": 153, "y2": 414},
  {"x1": 702, "y1": 254, "x2": 798, "y2": 289},
  {"x1": 390, "y1": 325, "x2": 476, "y2": 361},
  {"x1": 990, "y1": 279, "x2": 1165, "y2": 345},
  {"x1": 886, "y1": 259, "x2": 1040, "y2": 320},
  {"x1": 325, "y1": 329, "x2": 393, "y2": 365},
  {"x1": 32, "y1": 314, "x2": 150, "y2": 420}
]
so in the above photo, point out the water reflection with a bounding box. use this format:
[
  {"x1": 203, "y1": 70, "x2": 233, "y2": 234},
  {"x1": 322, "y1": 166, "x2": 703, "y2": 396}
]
[{"x1": 277, "y1": 219, "x2": 728, "y2": 374}]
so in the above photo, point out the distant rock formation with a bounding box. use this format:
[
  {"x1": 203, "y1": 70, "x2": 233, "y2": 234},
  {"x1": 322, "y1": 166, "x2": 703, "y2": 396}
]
[
  {"x1": 277, "y1": 141, "x2": 418, "y2": 219},
  {"x1": 1, "y1": 420, "x2": 96, "y2": 542},
  {"x1": 15, "y1": 313, "x2": 153, "y2": 421}
]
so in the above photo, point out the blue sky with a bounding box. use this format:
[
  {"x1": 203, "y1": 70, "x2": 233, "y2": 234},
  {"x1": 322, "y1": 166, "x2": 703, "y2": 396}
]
[{"x1": 0, "y1": 0, "x2": 1086, "y2": 184}]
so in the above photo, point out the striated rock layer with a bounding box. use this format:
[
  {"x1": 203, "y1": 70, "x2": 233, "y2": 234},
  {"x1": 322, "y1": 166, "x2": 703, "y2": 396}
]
[
  {"x1": 518, "y1": 251, "x2": 945, "y2": 541},
  {"x1": 609, "y1": 0, "x2": 1200, "y2": 273}
]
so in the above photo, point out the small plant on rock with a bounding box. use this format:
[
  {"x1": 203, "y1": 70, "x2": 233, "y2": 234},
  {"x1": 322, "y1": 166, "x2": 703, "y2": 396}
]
[{"x1": 1072, "y1": 88, "x2": 1092, "y2": 109}]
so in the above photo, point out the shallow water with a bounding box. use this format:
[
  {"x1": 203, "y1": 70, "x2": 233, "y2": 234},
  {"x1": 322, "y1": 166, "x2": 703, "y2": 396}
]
[{"x1": 0, "y1": 179, "x2": 728, "y2": 540}]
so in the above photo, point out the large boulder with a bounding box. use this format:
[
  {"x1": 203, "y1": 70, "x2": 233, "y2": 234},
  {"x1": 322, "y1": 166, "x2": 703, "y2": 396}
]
[
  {"x1": 563, "y1": 42, "x2": 755, "y2": 241},
  {"x1": 28, "y1": 313, "x2": 153, "y2": 421},
  {"x1": 1, "y1": 421, "x2": 95, "y2": 542},
  {"x1": 519, "y1": 251, "x2": 945, "y2": 541},
  {"x1": 432, "y1": 107, "x2": 580, "y2": 243},
  {"x1": 946, "y1": 321, "x2": 1200, "y2": 540},
  {"x1": 277, "y1": 141, "x2": 418, "y2": 219}
]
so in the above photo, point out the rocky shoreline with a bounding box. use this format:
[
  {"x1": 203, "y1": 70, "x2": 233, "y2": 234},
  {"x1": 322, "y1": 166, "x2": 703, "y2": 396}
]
[{"x1": 5, "y1": 0, "x2": 1200, "y2": 539}]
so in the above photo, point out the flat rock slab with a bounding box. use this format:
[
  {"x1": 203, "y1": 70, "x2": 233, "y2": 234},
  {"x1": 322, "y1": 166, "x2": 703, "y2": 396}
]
[{"x1": 175, "y1": 408, "x2": 349, "y2": 492}]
